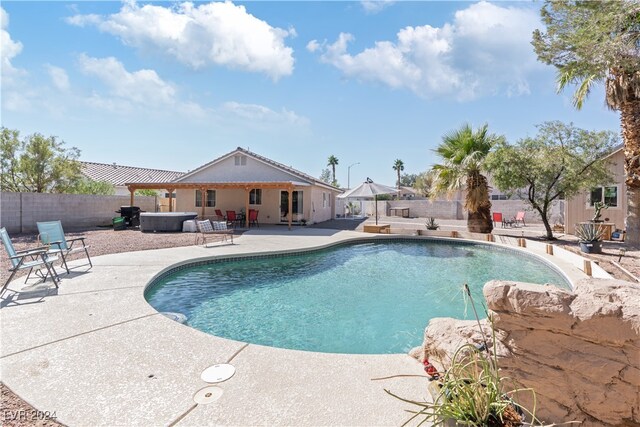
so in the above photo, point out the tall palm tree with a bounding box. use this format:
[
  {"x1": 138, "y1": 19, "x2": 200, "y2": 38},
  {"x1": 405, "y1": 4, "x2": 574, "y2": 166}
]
[
  {"x1": 327, "y1": 155, "x2": 339, "y2": 185},
  {"x1": 533, "y1": 0, "x2": 640, "y2": 247},
  {"x1": 392, "y1": 159, "x2": 404, "y2": 188},
  {"x1": 431, "y1": 124, "x2": 505, "y2": 233}
]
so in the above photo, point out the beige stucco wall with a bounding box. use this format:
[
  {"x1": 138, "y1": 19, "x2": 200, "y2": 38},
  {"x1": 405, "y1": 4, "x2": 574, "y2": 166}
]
[
  {"x1": 565, "y1": 150, "x2": 626, "y2": 234},
  {"x1": 308, "y1": 188, "x2": 334, "y2": 224},
  {"x1": 175, "y1": 185, "x2": 336, "y2": 225},
  {"x1": 178, "y1": 154, "x2": 301, "y2": 183}
]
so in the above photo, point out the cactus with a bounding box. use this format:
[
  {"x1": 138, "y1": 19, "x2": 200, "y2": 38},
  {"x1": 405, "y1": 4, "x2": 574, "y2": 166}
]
[{"x1": 592, "y1": 201, "x2": 609, "y2": 222}]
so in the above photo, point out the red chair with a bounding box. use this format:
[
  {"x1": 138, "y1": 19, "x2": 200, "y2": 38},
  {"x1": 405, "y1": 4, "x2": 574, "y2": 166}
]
[
  {"x1": 215, "y1": 209, "x2": 225, "y2": 220},
  {"x1": 514, "y1": 211, "x2": 526, "y2": 227},
  {"x1": 225, "y1": 211, "x2": 238, "y2": 227},
  {"x1": 249, "y1": 209, "x2": 259, "y2": 228},
  {"x1": 492, "y1": 212, "x2": 509, "y2": 228}
]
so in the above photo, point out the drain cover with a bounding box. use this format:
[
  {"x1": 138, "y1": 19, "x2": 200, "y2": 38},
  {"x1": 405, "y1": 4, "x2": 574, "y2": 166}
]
[
  {"x1": 161, "y1": 312, "x2": 187, "y2": 324},
  {"x1": 193, "y1": 386, "x2": 223, "y2": 404},
  {"x1": 201, "y1": 364, "x2": 236, "y2": 383}
]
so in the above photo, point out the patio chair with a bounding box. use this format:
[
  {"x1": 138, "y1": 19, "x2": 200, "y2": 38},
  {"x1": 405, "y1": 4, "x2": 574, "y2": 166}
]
[
  {"x1": 214, "y1": 209, "x2": 226, "y2": 221},
  {"x1": 1, "y1": 227, "x2": 60, "y2": 296},
  {"x1": 226, "y1": 211, "x2": 239, "y2": 228},
  {"x1": 249, "y1": 209, "x2": 259, "y2": 228},
  {"x1": 195, "y1": 220, "x2": 234, "y2": 246},
  {"x1": 36, "y1": 220, "x2": 92, "y2": 274},
  {"x1": 492, "y1": 212, "x2": 510, "y2": 228},
  {"x1": 514, "y1": 211, "x2": 526, "y2": 227}
]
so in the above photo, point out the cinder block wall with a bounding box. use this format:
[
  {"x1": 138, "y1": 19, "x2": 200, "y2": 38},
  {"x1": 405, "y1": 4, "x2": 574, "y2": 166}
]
[
  {"x1": 1, "y1": 192, "x2": 157, "y2": 233},
  {"x1": 386, "y1": 200, "x2": 463, "y2": 219},
  {"x1": 382, "y1": 199, "x2": 564, "y2": 224}
]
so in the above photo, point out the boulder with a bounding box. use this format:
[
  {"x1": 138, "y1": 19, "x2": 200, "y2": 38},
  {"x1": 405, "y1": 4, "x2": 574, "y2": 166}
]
[{"x1": 412, "y1": 278, "x2": 640, "y2": 426}]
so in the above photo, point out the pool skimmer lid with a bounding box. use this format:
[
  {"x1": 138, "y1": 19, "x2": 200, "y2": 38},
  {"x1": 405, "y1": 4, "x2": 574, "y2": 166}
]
[
  {"x1": 193, "y1": 386, "x2": 223, "y2": 404},
  {"x1": 201, "y1": 364, "x2": 236, "y2": 383}
]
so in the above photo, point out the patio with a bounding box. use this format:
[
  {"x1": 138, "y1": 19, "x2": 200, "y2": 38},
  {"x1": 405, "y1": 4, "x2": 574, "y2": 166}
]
[{"x1": 0, "y1": 225, "x2": 637, "y2": 426}]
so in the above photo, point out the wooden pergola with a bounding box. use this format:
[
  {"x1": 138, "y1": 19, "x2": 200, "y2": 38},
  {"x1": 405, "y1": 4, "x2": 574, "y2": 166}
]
[{"x1": 125, "y1": 181, "x2": 298, "y2": 229}]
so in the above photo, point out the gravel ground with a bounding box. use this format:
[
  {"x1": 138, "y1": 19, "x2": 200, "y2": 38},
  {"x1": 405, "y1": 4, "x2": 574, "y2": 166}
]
[{"x1": 1, "y1": 225, "x2": 638, "y2": 426}]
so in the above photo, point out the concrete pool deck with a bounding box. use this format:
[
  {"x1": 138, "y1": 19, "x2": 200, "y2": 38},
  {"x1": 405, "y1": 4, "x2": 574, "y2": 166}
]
[{"x1": 0, "y1": 228, "x2": 608, "y2": 426}]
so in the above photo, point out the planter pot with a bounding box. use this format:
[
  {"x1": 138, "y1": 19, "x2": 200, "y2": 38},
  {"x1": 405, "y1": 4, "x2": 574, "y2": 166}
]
[{"x1": 580, "y1": 241, "x2": 602, "y2": 254}]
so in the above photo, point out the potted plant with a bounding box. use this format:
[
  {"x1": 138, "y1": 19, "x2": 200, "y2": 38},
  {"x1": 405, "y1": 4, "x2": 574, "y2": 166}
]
[
  {"x1": 426, "y1": 217, "x2": 439, "y2": 230},
  {"x1": 575, "y1": 222, "x2": 604, "y2": 253}
]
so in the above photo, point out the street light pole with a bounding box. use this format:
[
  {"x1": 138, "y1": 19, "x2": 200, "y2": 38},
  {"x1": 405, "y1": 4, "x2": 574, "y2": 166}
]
[{"x1": 347, "y1": 162, "x2": 360, "y2": 189}]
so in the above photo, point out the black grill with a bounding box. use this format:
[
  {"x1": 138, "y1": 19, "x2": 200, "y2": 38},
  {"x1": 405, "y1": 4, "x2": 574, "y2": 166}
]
[{"x1": 116, "y1": 206, "x2": 141, "y2": 227}]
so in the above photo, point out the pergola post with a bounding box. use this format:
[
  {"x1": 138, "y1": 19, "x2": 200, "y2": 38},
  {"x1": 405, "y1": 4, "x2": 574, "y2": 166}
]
[
  {"x1": 245, "y1": 187, "x2": 250, "y2": 228},
  {"x1": 200, "y1": 187, "x2": 206, "y2": 219},
  {"x1": 167, "y1": 188, "x2": 175, "y2": 212},
  {"x1": 129, "y1": 186, "x2": 135, "y2": 206},
  {"x1": 288, "y1": 187, "x2": 293, "y2": 231}
]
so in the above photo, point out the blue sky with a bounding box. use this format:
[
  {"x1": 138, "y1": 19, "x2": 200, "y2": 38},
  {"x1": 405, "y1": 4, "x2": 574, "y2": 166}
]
[{"x1": 1, "y1": 1, "x2": 620, "y2": 187}]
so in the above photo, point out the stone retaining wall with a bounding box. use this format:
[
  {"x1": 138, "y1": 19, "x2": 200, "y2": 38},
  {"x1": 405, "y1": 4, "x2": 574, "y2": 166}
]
[
  {"x1": 411, "y1": 278, "x2": 640, "y2": 426},
  {"x1": 1, "y1": 192, "x2": 157, "y2": 233}
]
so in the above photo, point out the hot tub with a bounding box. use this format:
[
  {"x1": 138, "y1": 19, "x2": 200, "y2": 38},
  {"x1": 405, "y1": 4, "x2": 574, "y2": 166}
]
[{"x1": 139, "y1": 212, "x2": 198, "y2": 232}]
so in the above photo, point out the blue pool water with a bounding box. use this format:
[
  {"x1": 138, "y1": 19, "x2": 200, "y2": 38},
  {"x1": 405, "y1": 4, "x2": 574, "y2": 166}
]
[{"x1": 145, "y1": 240, "x2": 570, "y2": 354}]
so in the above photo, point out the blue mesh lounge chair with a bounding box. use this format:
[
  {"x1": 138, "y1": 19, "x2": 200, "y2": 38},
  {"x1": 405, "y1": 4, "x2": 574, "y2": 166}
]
[
  {"x1": 36, "y1": 221, "x2": 92, "y2": 274},
  {"x1": 1, "y1": 227, "x2": 60, "y2": 296}
]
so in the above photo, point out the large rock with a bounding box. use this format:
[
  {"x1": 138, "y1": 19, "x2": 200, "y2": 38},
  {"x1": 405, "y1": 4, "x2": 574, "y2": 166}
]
[{"x1": 412, "y1": 278, "x2": 640, "y2": 426}]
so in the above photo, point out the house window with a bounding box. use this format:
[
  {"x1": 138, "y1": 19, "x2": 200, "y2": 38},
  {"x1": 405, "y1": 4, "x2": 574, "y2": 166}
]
[
  {"x1": 234, "y1": 155, "x2": 247, "y2": 166},
  {"x1": 491, "y1": 194, "x2": 509, "y2": 200},
  {"x1": 323, "y1": 192, "x2": 327, "y2": 208},
  {"x1": 590, "y1": 186, "x2": 617, "y2": 207},
  {"x1": 195, "y1": 190, "x2": 216, "y2": 207},
  {"x1": 250, "y1": 189, "x2": 262, "y2": 205},
  {"x1": 164, "y1": 192, "x2": 176, "y2": 198}
]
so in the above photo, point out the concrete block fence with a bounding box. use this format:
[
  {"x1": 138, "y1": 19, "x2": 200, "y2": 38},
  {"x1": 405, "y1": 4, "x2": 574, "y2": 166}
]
[
  {"x1": 344, "y1": 199, "x2": 564, "y2": 224},
  {"x1": 1, "y1": 192, "x2": 156, "y2": 233}
]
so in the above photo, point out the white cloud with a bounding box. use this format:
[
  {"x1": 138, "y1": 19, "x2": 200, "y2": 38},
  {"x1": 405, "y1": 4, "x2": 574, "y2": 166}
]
[
  {"x1": 66, "y1": 1, "x2": 295, "y2": 80},
  {"x1": 76, "y1": 54, "x2": 211, "y2": 119},
  {"x1": 312, "y1": 1, "x2": 541, "y2": 100},
  {"x1": 1, "y1": 7, "x2": 25, "y2": 84},
  {"x1": 306, "y1": 40, "x2": 321, "y2": 53},
  {"x1": 361, "y1": 1, "x2": 396, "y2": 14},
  {"x1": 46, "y1": 65, "x2": 70, "y2": 91},
  {"x1": 221, "y1": 101, "x2": 309, "y2": 127},
  {"x1": 78, "y1": 54, "x2": 176, "y2": 106}
]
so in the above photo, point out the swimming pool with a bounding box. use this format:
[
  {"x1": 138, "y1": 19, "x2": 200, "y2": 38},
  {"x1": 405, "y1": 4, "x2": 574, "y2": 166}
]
[{"x1": 145, "y1": 239, "x2": 570, "y2": 354}]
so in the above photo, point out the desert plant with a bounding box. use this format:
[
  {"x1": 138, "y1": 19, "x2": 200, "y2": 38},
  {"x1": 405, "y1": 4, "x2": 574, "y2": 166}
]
[
  {"x1": 385, "y1": 285, "x2": 541, "y2": 426},
  {"x1": 574, "y1": 222, "x2": 605, "y2": 242},
  {"x1": 592, "y1": 201, "x2": 609, "y2": 222},
  {"x1": 426, "y1": 217, "x2": 439, "y2": 230}
]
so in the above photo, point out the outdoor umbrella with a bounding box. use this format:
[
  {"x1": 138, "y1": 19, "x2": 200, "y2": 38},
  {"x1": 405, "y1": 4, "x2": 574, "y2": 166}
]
[{"x1": 337, "y1": 178, "x2": 397, "y2": 225}]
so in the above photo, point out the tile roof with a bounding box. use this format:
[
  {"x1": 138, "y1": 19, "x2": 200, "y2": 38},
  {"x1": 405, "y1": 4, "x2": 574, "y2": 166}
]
[
  {"x1": 81, "y1": 161, "x2": 184, "y2": 186},
  {"x1": 175, "y1": 147, "x2": 341, "y2": 192}
]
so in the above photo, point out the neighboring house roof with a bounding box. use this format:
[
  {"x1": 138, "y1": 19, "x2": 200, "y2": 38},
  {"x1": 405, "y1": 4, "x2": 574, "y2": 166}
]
[
  {"x1": 602, "y1": 144, "x2": 624, "y2": 161},
  {"x1": 175, "y1": 147, "x2": 341, "y2": 192},
  {"x1": 81, "y1": 161, "x2": 184, "y2": 186},
  {"x1": 399, "y1": 186, "x2": 417, "y2": 194}
]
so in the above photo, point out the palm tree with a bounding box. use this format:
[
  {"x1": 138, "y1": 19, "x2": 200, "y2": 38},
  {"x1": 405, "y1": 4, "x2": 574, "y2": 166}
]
[
  {"x1": 327, "y1": 155, "x2": 339, "y2": 185},
  {"x1": 430, "y1": 124, "x2": 505, "y2": 233},
  {"x1": 533, "y1": 0, "x2": 640, "y2": 246},
  {"x1": 392, "y1": 159, "x2": 404, "y2": 188}
]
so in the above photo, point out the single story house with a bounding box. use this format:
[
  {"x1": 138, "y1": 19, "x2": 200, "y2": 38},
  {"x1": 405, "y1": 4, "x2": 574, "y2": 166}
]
[
  {"x1": 125, "y1": 147, "x2": 342, "y2": 228},
  {"x1": 565, "y1": 146, "x2": 627, "y2": 235},
  {"x1": 81, "y1": 161, "x2": 184, "y2": 211}
]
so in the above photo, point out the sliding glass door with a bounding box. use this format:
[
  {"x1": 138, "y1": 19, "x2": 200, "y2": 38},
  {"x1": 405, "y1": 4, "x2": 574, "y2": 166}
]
[{"x1": 280, "y1": 191, "x2": 303, "y2": 221}]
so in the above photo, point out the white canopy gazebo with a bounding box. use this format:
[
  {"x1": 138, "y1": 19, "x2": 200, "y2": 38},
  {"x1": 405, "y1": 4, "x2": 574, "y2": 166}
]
[{"x1": 337, "y1": 179, "x2": 397, "y2": 225}]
